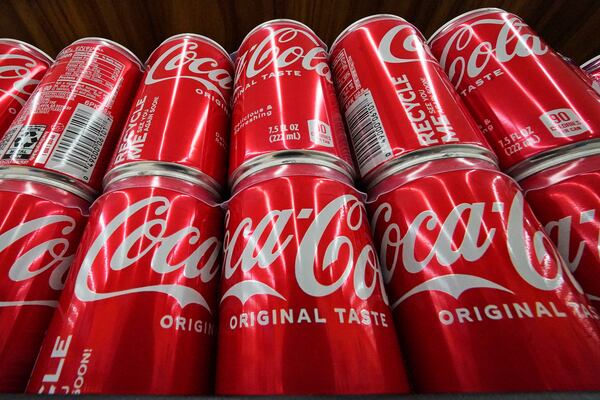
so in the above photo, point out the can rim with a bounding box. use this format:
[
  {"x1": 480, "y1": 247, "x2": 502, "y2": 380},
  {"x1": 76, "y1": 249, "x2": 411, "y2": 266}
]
[
  {"x1": 103, "y1": 161, "x2": 221, "y2": 199},
  {"x1": 71, "y1": 37, "x2": 143, "y2": 69},
  {"x1": 0, "y1": 38, "x2": 54, "y2": 64},
  {"x1": 428, "y1": 7, "x2": 506, "y2": 45},
  {"x1": 510, "y1": 140, "x2": 600, "y2": 182},
  {"x1": 581, "y1": 54, "x2": 600, "y2": 71},
  {"x1": 330, "y1": 14, "x2": 418, "y2": 55},
  {"x1": 365, "y1": 145, "x2": 497, "y2": 190},
  {"x1": 230, "y1": 151, "x2": 355, "y2": 192},
  {"x1": 0, "y1": 166, "x2": 95, "y2": 202},
  {"x1": 146, "y1": 33, "x2": 233, "y2": 67},
  {"x1": 236, "y1": 19, "x2": 326, "y2": 55}
]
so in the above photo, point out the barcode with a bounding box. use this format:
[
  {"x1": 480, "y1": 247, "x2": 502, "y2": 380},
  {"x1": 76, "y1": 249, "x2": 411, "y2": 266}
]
[
  {"x1": 46, "y1": 103, "x2": 113, "y2": 182},
  {"x1": 345, "y1": 90, "x2": 393, "y2": 177}
]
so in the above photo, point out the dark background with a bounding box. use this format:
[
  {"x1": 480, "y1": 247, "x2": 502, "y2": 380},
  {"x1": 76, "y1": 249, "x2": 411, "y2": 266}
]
[{"x1": 1, "y1": 0, "x2": 599, "y2": 64}]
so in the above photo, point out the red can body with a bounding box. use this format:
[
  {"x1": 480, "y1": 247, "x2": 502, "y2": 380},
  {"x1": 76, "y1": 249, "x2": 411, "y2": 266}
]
[
  {"x1": 368, "y1": 158, "x2": 600, "y2": 392},
  {"x1": 107, "y1": 34, "x2": 233, "y2": 193},
  {"x1": 229, "y1": 20, "x2": 354, "y2": 183},
  {"x1": 217, "y1": 167, "x2": 409, "y2": 395},
  {"x1": 520, "y1": 154, "x2": 600, "y2": 304},
  {"x1": 581, "y1": 55, "x2": 600, "y2": 94},
  {"x1": 27, "y1": 176, "x2": 222, "y2": 395},
  {"x1": 331, "y1": 15, "x2": 494, "y2": 182},
  {"x1": 0, "y1": 179, "x2": 88, "y2": 392},
  {"x1": 0, "y1": 38, "x2": 142, "y2": 195},
  {"x1": 0, "y1": 40, "x2": 52, "y2": 136},
  {"x1": 429, "y1": 9, "x2": 600, "y2": 172}
]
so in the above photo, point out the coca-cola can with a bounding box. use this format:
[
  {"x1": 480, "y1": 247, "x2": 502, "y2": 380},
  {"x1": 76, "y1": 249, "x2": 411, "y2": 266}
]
[
  {"x1": 229, "y1": 19, "x2": 355, "y2": 186},
  {"x1": 331, "y1": 15, "x2": 496, "y2": 185},
  {"x1": 0, "y1": 39, "x2": 53, "y2": 136},
  {"x1": 517, "y1": 151, "x2": 600, "y2": 305},
  {"x1": 581, "y1": 55, "x2": 600, "y2": 94},
  {"x1": 428, "y1": 8, "x2": 600, "y2": 174},
  {"x1": 0, "y1": 38, "x2": 142, "y2": 198},
  {"x1": 27, "y1": 175, "x2": 221, "y2": 394},
  {"x1": 368, "y1": 157, "x2": 600, "y2": 392},
  {"x1": 0, "y1": 179, "x2": 88, "y2": 392},
  {"x1": 105, "y1": 34, "x2": 233, "y2": 195},
  {"x1": 217, "y1": 165, "x2": 409, "y2": 394}
]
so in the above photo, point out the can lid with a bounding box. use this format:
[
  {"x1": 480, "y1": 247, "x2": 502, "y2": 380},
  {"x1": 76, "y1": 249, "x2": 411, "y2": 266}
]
[
  {"x1": 0, "y1": 166, "x2": 95, "y2": 202},
  {"x1": 103, "y1": 161, "x2": 221, "y2": 200},
  {"x1": 230, "y1": 150, "x2": 355, "y2": 193},
  {"x1": 0, "y1": 38, "x2": 54, "y2": 64},
  {"x1": 510, "y1": 140, "x2": 600, "y2": 182},
  {"x1": 70, "y1": 37, "x2": 143, "y2": 69},
  {"x1": 146, "y1": 33, "x2": 233, "y2": 67},
  {"x1": 365, "y1": 144, "x2": 497, "y2": 190},
  {"x1": 330, "y1": 14, "x2": 420, "y2": 55},
  {"x1": 428, "y1": 7, "x2": 506, "y2": 45},
  {"x1": 236, "y1": 19, "x2": 326, "y2": 54},
  {"x1": 581, "y1": 54, "x2": 600, "y2": 71}
]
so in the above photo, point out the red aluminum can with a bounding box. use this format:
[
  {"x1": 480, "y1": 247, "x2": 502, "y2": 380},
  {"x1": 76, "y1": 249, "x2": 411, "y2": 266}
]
[
  {"x1": 518, "y1": 151, "x2": 600, "y2": 305},
  {"x1": 0, "y1": 38, "x2": 142, "y2": 198},
  {"x1": 106, "y1": 34, "x2": 233, "y2": 194},
  {"x1": 217, "y1": 165, "x2": 409, "y2": 395},
  {"x1": 368, "y1": 157, "x2": 600, "y2": 392},
  {"x1": 0, "y1": 39, "x2": 53, "y2": 136},
  {"x1": 0, "y1": 179, "x2": 88, "y2": 392},
  {"x1": 27, "y1": 176, "x2": 221, "y2": 395},
  {"x1": 428, "y1": 8, "x2": 600, "y2": 174},
  {"x1": 331, "y1": 15, "x2": 495, "y2": 184},
  {"x1": 582, "y1": 55, "x2": 600, "y2": 94},
  {"x1": 229, "y1": 19, "x2": 355, "y2": 186}
]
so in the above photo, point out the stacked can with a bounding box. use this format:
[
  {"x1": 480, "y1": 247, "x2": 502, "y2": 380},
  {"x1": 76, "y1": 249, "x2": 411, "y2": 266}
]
[
  {"x1": 217, "y1": 19, "x2": 410, "y2": 395},
  {"x1": 331, "y1": 14, "x2": 600, "y2": 393},
  {"x1": 582, "y1": 55, "x2": 600, "y2": 94},
  {"x1": 0, "y1": 39, "x2": 53, "y2": 135},
  {"x1": 26, "y1": 34, "x2": 232, "y2": 395},
  {"x1": 0, "y1": 38, "x2": 141, "y2": 392},
  {"x1": 429, "y1": 9, "x2": 600, "y2": 324},
  {"x1": 428, "y1": 8, "x2": 600, "y2": 176}
]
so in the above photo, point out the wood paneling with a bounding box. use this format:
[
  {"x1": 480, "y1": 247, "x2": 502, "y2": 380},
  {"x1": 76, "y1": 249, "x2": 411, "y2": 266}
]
[{"x1": 0, "y1": 0, "x2": 598, "y2": 64}]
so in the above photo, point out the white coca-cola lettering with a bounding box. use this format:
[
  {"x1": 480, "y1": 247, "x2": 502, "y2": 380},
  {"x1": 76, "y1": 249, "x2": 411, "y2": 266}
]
[
  {"x1": 436, "y1": 17, "x2": 548, "y2": 88},
  {"x1": 221, "y1": 194, "x2": 388, "y2": 304},
  {"x1": 0, "y1": 53, "x2": 41, "y2": 105},
  {"x1": 145, "y1": 41, "x2": 232, "y2": 102},
  {"x1": 235, "y1": 27, "x2": 331, "y2": 85},
  {"x1": 74, "y1": 196, "x2": 220, "y2": 312},
  {"x1": 0, "y1": 215, "x2": 76, "y2": 308},
  {"x1": 371, "y1": 192, "x2": 582, "y2": 308},
  {"x1": 378, "y1": 24, "x2": 436, "y2": 64}
]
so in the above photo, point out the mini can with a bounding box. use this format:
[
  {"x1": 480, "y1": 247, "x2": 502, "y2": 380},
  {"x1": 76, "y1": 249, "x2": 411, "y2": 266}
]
[
  {"x1": 106, "y1": 34, "x2": 233, "y2": 194},
  {"x1": 368, "y1": 157, "x2": 600, "y2": 392},
  {"x1": 229, "y1": 19, "x2": 355, "y2": 185},
  {"x1": 27, "y1": 176, "x2": 221, "y2": 394},
  {"x1": 217, "y1": 165, "x2": 409, "y2": 395},
  {"x1": 0, "y1": 38, "x2": 142, "y2": 197},
  {"x1": 0, "y1": 39, "x2": 53, "y2": 136},
  {"x1": 0, "y1": 179, "x2": 88, "y2": 392},
  {"x1": 581, "y1": 55, "x2": 600, "y2": 94},
  {"x1": 331, "y1": 15, "x2": 495, "y2": 184},
  {"x1": 429, "y1": 8, "x2": 600, "y2": 173},
  {"x1": 519, "y1": 151, "x2": 600, "y2": 305}
]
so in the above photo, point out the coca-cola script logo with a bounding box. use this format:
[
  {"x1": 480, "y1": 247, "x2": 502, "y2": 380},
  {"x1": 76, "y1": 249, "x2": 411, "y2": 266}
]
[
  {"x1": 234, "y1": 26, "x2": 331, "y2": 86},
  {"x1": 221, "y1": 194, "x2": 387, "y2": 305},
  {"x1": 74, "y1": 196, "x2": 221, "y2": 312},
  {"x1": 371, "y1": 192, "x2": 582, "y2": 309},
  {"x1": 0, "y1": 215, "x2": 76, "y2": 308},
  {"x1": 145, "y1": 41, "x2": 233, "y2": 102},
  {"x1": 377, "y1": 23, "x2": 437, "y2": 64},
  {"x1": 0, "y1": 53, "x2": 42, "y2": 106},
  {"x1": 434, "y1": 16, "x2": 548, "y2": 88}
]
